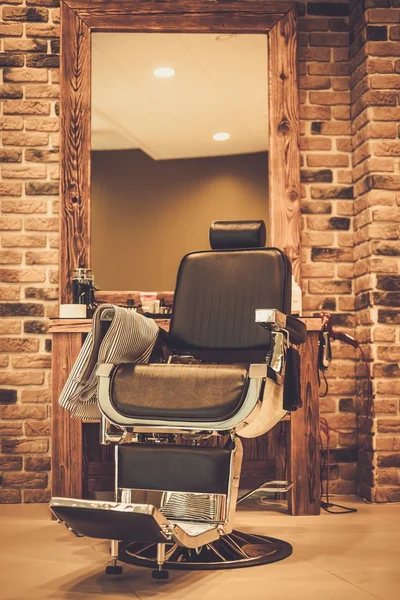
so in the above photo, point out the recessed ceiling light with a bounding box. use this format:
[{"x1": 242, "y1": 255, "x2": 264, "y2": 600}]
[
  {"x1": 216, "y1": 34, "x2": 235, "y2": 42},
  {"x1": 213, "y1": 132, "x2": 231, "y2": 142},
  {"x1": 152, "y1": 67, "x2": 175, "y2": 78}
]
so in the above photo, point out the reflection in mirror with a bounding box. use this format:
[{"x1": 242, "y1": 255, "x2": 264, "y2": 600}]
[{"x1": 91, "y1": 33, "x2": 269, "y2": 291}]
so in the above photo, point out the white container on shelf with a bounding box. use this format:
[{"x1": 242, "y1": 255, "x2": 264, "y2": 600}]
[
  {"x1": 291, "y1": 276, "x2": 302, "y2": 316},
  {"x1": 59, "y1": 304, "x2": 87, "y2": 319}
]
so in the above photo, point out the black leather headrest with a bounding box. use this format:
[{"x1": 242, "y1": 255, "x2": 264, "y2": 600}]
[{"x1": 209, "y1": 220, "x2": 266, "y2": 250}]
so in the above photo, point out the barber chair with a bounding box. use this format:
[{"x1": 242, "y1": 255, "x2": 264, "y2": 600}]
[{"x1": 50, "y1": 220, "x2": 307, "y2": 579}]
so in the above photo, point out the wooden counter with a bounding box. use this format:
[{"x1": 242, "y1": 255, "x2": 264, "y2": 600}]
[{"x1": 50, "y1": 317, "x2": 321, "y2": 516}]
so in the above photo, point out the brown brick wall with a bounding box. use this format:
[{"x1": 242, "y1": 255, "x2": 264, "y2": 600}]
[
  {"x1": 0, "y1": 0, "x2": 59, "y2": 504},
  {"x1": 0, "y1": 0, "x2": 399, "y2": 503},
  {"x1": 350, "y1": 0, "x2": 400, "y2": 503},
  {"x1": 300, "y1": 0, "x2": 358, "y2": 495}
]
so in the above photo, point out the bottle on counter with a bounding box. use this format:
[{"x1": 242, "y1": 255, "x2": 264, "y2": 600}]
[
  {"x1": 126, "y1": 298, "x2": 137, "y2": 311},
  {"x1": 291, "y1": 276, "x2": 302, "y2": 316}
]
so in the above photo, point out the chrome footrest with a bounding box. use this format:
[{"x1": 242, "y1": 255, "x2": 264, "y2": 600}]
[
  {"x1": 50, "y1": 497, "x2": 221, "y2": 548},
  {"x1": 50, "y1": 498, "x2": 172, "y2": 543},
  {"x1": 237, "y1": 480, "x2": 294, "y2": 503},
  {"x1": 257, "y1": 480, "x2": 294, "y2": 494}
]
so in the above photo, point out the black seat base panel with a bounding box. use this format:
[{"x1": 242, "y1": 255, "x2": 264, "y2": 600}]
[
  {"x1": 118, "y1": 443, "x2": 231, "y2": 494},
  {"x1": 120, "y1": 531, "x2": 292, "y2": 570}
]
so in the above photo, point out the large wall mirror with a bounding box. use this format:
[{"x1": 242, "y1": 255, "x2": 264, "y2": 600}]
[
  {"x1": 91, "y1": 33, "x2": 269, "y2": 291},
  {"x1": 60, "y1": 1, "x2": 301, "y2": 304}
]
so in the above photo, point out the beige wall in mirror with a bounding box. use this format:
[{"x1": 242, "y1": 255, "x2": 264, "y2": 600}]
[{"x1": 91, "y1": 32, "x2": 269, "y2": 291}]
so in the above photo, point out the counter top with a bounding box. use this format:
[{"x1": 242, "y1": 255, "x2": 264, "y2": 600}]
[{"x1": 49, "y1": 316, "x2": 322, "y2": 334}]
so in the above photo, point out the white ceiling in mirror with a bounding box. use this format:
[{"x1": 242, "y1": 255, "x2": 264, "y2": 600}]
[{"x1": 92, "y1": 33, "x2": 268, "y2": 160}]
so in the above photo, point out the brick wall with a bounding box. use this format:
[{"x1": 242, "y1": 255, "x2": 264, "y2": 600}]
[
  {"x1": 299, "y1": 0, "x2": 358, "y2": 494},
  {"x1": 0, "y1": 0, "x2": 59, "y2": 503},
  {"x1": 350, "y1": 0, "x2": 400, "y2": 503},
  {"x1": 0, "y1": 0, "x2": 399, "y2": 503}
]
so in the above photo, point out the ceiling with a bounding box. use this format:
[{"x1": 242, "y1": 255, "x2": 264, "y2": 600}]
[{"x1": 91, "y1": 33, "x2": 269, "y2": 160}]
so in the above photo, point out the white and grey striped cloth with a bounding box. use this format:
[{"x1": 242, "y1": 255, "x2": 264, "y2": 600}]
[{"x1": 58, "y1": 304, "x2": 160, "y2": 420}]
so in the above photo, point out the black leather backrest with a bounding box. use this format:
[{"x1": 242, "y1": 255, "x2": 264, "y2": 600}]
[
  {"x1": 169, "y1": 248, "x2": 292, "y2": 352},
  {"x1": 210, "y1": 220, "x2": 266, "y2": 250}
]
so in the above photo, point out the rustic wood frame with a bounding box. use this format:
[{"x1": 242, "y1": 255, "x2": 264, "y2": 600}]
[{"x1": 60, "y1": 0, "x2": 301, "y2": 303}]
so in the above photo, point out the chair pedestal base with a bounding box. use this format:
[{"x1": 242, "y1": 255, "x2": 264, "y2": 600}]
[{"x1": 119, "y1": 530, "x2": 292, "y2": 571}]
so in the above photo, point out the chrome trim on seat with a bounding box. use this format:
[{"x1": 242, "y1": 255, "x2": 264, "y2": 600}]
[
  {"x1": 99, "y1": 414, "x2": 123, "y2": 445},
  {"x1": 269, "y1": 331, "x2": 288, "y2": 384},
  {"x1": 160, "y1": 491, "x2": 227, "y2": 523},
  {"x1": 237, "y1": 377, "x2": 286, "y2": 438},
  {"x1": 96, "y1": 364, "x2": 266, "y2": 431},
  {"x1": 170, "y1": 523, "x2": 220, "y2": 549},
  {"x1": 50, "y1": 497, "x2": 171, "y2": 525},
  {"x1": 224, "y1": 437, "x2": 243, "y2": 534},
  {"x1": 255, "y1": 307, "x2": 290, "y2": 386}
]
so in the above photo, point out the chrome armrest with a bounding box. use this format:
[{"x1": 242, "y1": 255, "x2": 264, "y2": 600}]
[
  {"x1": 255, "y1": 308, "x2": 287, "y2": 330},
  {"x1": 96, "y1": 362, "x2": 287, "y2": 442},
  {"x1": 256, "y1": 308, "x2": 307, "y2": 346}
]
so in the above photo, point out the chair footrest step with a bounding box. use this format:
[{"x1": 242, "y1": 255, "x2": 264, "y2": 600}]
[
  {"x1": 50, "y1": 497, "x2": 221, "y2": 548},
  {"x1": 50, "y1": 498, "x2": 171, "y2": 543}
]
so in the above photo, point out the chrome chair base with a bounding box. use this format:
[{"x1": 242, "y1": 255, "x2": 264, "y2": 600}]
[{"x1": 119, "y1": 530, "x2": 292, "y2": 571}]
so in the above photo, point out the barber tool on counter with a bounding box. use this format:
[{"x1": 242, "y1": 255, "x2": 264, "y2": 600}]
[
  {"x1": 118, "y1": 296, "x2": 172, "y2": 316},
  {"x1": 318, "y1": 312, "x2": 358, "y2": 372},
  {"x1": 69, "y1": 266, "x2": 97, "y2": 318},
  {"x1": 291, "y1": 276, "x2": 302, "y2": 316},
  {"x1": 136, "y1": 293, "x2": 172, "y2": 317}
]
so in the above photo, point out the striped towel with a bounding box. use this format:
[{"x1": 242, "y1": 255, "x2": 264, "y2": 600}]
[{"x1": 58, "y1": 304, "x2": 160, "y2": 420}]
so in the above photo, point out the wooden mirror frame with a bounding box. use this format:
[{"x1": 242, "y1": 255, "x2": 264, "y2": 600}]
[{"x1": 60, "y1": 0, "x2": 301, "y2": 303}]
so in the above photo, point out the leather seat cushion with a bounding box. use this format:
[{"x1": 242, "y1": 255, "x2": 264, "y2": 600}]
[{"x1": 111, "y1": 363, "x2": 249, "y2": 422}]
